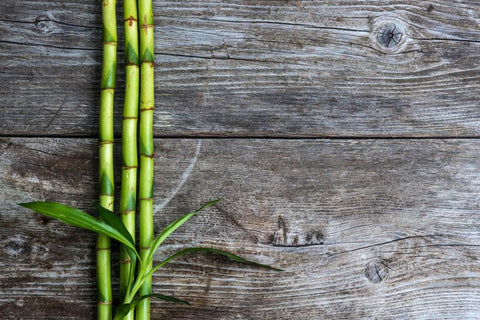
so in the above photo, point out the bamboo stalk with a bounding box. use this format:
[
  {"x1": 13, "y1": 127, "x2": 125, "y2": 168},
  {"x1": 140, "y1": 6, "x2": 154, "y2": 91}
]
[
  {"x1": 137, "y1": 0, "x2": 155, "y2": 318},
  {"x1": 119, "y1": 0, "x2": 139, "y2": 319},
  {"x1": 97, "y1": 0, "x2": 117, "y2": 319}
]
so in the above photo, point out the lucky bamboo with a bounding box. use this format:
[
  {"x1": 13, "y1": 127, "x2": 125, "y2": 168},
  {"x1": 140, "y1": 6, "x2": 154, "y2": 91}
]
[
  {"x1": 119, "y1": 0, "x2": 140, "y2": 319},
  {"x1": 137, "y1": 0, "x2": 155, "y2": 318},
  {"x1": 97, "y1": 0, "x2": 117, "y2": 319},
  {"x1": 19, "y1": 1, "x2": 282, "y2": 317}
]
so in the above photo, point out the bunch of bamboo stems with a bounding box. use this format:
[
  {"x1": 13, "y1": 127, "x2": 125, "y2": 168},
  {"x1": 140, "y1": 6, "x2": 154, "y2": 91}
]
[
  {"x1": 18, "y1": 0, "x2": 281, "y2": 317},
  {"x1": 18, "y1": 1, "x2": 278, "y2": 319},
  {"x1": 98, "y1": 0, "x2": 154, "y2": 319}
]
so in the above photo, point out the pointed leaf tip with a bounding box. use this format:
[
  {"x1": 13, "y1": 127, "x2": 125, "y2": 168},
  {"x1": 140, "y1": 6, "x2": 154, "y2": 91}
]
[
  {"x1": 144, "y1": 247, "x2": 283, "y2": 283},
  {"x1": 173, "y1": 247, "x2": 284, "y2": 271},
  {"x1": 147, "y1": 293, "x2": 191, "y2": 306},
  {"x1": 19, "y1": 201, "x2": 138, "y2": 253}
]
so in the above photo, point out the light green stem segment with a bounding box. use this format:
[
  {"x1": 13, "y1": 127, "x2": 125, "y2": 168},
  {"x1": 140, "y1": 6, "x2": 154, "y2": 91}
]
[
  {"x1": 137, "y1": 0, "x2": 155, "y2": 318},
  {"x1": 120, "y1": 1, "x2": 139, "y2": 320},
  {"x1": 97, "y1": 0, "x2": 116, "y2": 319}
]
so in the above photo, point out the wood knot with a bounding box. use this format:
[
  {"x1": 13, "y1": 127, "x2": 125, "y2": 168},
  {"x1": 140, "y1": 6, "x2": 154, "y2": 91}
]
[
  {"x1": 376, "y1": 22, "x2": 403, "y2": 48},
  {"x1": 3, "y1": 237, "x2": 30, "y2": 257},
  {"x1": 34, "y1": 14, "x2": 57, "y2": 34},
  {"x1": 365, "y1": 259, "x2": 390, "y2": 284},
  {"x1": 371, "y1": 17, "x2": 410, "y2": 54}
]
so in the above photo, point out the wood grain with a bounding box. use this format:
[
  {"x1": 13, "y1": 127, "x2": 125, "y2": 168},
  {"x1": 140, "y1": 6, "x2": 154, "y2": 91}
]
[
  {"x1": 1, "y1": 138, "x2": 479, "y2": 319},
  {"x1": 1, "y1": 0, "x2": 479, "y2": 137}
]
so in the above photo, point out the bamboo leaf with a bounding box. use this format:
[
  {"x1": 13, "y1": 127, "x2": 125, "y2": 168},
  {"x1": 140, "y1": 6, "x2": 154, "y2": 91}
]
[
  {"x1": 143, "y1": 247, "x2": 283, "y2": 283},
  {"x1": 113, "y1": 304, "x2": 131, "y2": 320},
  {"x1": 125, "y1": 246, "x2": 139, "y2": 294},
  {"x1": 146, "y1": 293, "x2": 190, "y2": 305},
  {"x1": 19, "y1": 202, "x2": 137, "y2": 253},
  {"x1": 145, "y1": 199, "x2": 221, "y2": 264},
  {"x1": 96, "y1": 203, "x2": 135, "y2": 248},
  {"x1": 114, "y1": 293, "x2": 190, "y2": 320}
]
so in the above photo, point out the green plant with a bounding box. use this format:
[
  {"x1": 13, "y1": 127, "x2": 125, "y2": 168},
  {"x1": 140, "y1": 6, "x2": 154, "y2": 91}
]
[
  {"x1": 120, "y1": 1, "x2": 140, "y2": 319},
  {"x1": 137, "y1": 0, "x2": 155, "y2": 317},
  {"x1": 21, "y1": 0, "x2": 281, "y2": 318},
  {"x1": 19, "y1": 200, "x2": 281, "y2": 319},
  {"x1": 98, "y1": 0, "x2": 118, "y2": 318}
]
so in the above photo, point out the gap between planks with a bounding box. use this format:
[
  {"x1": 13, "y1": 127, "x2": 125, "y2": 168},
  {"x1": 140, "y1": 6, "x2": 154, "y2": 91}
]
[{"x1": 2, "y1": 134, "x2": 480, "y2": 140}]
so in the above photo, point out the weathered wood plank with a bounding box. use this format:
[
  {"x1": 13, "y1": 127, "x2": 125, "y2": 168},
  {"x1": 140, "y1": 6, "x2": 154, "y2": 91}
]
[
  {"x1": 1, "y1": 1, "x2": 479, "y2": 137},
  {"x1": 1, "y1": 138, "x2": 479, "y2": 319}
]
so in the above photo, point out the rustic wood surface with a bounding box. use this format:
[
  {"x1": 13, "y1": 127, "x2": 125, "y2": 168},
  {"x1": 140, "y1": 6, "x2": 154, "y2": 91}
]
[
  {"x1": 1, "y1": 0, "x2": 479, "y2": 319},
  {"x1": 1, "y1": 138, "x2": 480, "y2": 319},
  {"x1": 1, "y1": 0, "x2": 480, "y2": 137}
]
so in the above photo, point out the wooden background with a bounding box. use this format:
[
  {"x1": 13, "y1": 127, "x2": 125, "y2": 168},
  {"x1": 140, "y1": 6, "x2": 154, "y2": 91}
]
[{"x1": 1, "y1": 1, "x2": 479, "y2": 319}]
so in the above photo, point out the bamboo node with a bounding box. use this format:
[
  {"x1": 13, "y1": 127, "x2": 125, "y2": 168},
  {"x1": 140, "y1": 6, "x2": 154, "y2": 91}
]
[
  {"x1": 140, "y1": 107, "x2": 154, "y2": 112},
  {"x1": 125, "y1": 16, "x2": 137, "y2": 27},
  {"x1": 98, "y1": 300, "x2": 113, "y2": 305},
  {"x1": 99, "y1": 140, "x2": 113, "y2": 145},
  {"x1": 140, "y1": 153, "x2": 154, "y2": 158},
  {"x1": 140, "y1": 246, "x2": 151, "y2": 250},
  {"x1": 121, "y1": 209, "x2": 135, "y2": 215},
  {"x1": 124, "y1": 16, "x2": 138, "y2": 22},
  {"x1": 123, "y1": 165, "x2": 138, "y2": 170},
  {"x1": 103, "y1": 41, "x2": 117, "y2": 45},
  {"x1": 122, "y1": 116, "x2": 138, "y2": 120},
  {"x1": 141, "y1": 61, "x2": 155, "y2": 67},
  {"x1": 139, "y1": 197, "x2": 154, "y2": 201},
  {"x1": 100, "y1": 87, "x2": 115, "y2": 91},
  {"x1": 139, "y1": 23, "x2": 154, "y2": 29},
  {"x1": 96, "y1": 247, "x2": 111, "y2": 251},
  {"x1": 99, "y1": 193, "x2": 114, "y2": 197}
]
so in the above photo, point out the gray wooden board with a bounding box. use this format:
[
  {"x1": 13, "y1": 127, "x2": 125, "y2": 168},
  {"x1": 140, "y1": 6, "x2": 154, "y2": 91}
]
[
  {"x1": 1, "y1": 0, "x2": 480, "y2": 137},
  {"x1": 1, "y1": 138, "x2": 479, "y2": 319}
]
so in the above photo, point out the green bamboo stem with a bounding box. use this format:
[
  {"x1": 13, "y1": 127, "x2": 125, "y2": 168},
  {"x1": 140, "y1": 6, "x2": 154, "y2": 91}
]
[
  {"x1": 97, "y1": 0, "x2": 117, "y2": 319},
  {"x1": 137, "y1": 0, "x2": 155, "y2": 318},
  {"x1": 119, "y1": 0, "x2": 139, "y2": 319}
]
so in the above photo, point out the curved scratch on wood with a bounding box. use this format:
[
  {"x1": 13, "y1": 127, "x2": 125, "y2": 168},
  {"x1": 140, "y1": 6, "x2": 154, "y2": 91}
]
[{"x1": 153, "y1": 140, "x2": 202, "y2": 214}]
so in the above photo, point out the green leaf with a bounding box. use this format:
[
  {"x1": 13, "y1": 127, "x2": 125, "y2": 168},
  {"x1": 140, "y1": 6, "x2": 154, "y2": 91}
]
[
  {"x1": 125, "y1": 246, "x2": 138, "y2": 294},
  {"x1": 143, "y1": 247, "x2": 283, "y2": 283},
  {"x1": 96, "y1": 203, "x2": 135, "y2": 248},
  {"x1": 114, "y1": 293, "x2": 190, "y2": 320},
  {"x1": 146, "y1": 293, "x2": 190, "y2": 305},
  {"x1": 96, "y1": 204, "x2": 139, "y2": 300},
  {"x1": 145, "y1": 199, "x2": 221, "y2": 264},
  {"x1": 19, "y1": 202, "x2": 137, "y2": 253},
  {"x1": 113, "y1": 304, "x2": 132, "y2": 320}
]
